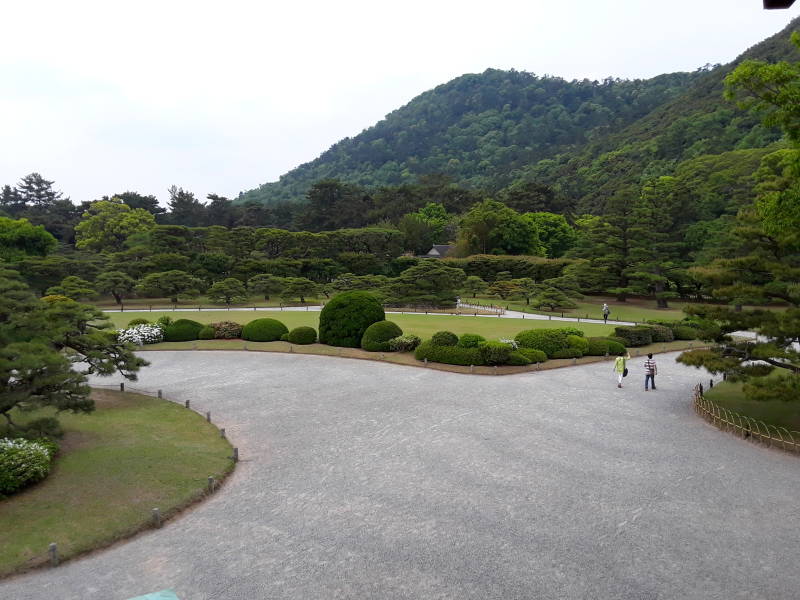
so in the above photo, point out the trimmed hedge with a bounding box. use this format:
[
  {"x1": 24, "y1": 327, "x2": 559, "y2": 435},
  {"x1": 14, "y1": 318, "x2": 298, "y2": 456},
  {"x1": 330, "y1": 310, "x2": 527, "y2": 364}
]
[
  {"x1": 645, "y1": 324, "x2": 675, "y2": 343},
  {"x1": 614, "y1": 326, "x2": 652, "y2": 347},
  {"x1": 212, "y1": 321, "x2": 243, "y2": 339},
  {"x1": 567, "y1": 335, "x2": 589, "y2": 353},
  {"x1": 280, "y1": 333, "x2": 290, "y2": 341},
  {"x1": 508, "y1": 351, "x2": 532, "y2": 366},
  {"x1": 388, "y1": 334, "x2": 421, "y2": 352},
  {"x1": 163, "y1": 319, "x2": 204, "y2": 342},
  {"x1": 431, "y1": 331, "x2": 459, "y2": 347},
  {"x1": 515, "y1": 328, "x2": 571, "y2": 358},
  {"x1": 478, "y1": 341, "x2": 513, "y2": 365},
  {"x1": 361, "y1": 320, "x2": 403, "y2": 352},
  {"x1": 242, "y1": 318, "x2": 289, "y2": 342},
  {"x1": 559, "y1": 326, "x2": 585, "y2": 337},
  {"x1": 414, "y1": 341, "x2": 484, "y2": 366},
  {"x1": 0, "y1": 438, "x2": 55, "y2": 497},
  {"x1": 518, "y1": 348, "x2": 547, "y2": 363},
  {"x1": 673, "y1": 325, "x2": 699, "y2": 340},
  {"x1": 287, "y1": 326, "x2": 317, "y2": 345},
  {"x1": 198, "y1": 325, "x2": 215, "y2": 340},
  {"x1": 586, "y1": 337, "x2": 610, "y2": 356},
  {"x1": 457, "y1": 333, "x2": 486, "y2": 348},
  {"x1": 606, "y1": 339, "x2": 627, "y2": 355},
  {"x1": 319, "y1": 291, "x2": 385, "y2": 348},
  {"x1": 551, "y1": 347, "x2": 583, "y2": 359}
]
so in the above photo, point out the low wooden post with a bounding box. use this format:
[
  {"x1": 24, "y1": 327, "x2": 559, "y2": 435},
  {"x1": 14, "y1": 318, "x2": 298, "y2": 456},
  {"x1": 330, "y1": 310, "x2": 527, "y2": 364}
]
[
  {"x1": 207, "y1": 476, "x2": 215, "y2": 493},
  {"x1": 233, "y1": 447, "x2": 239, "y2": 462},
  {"x1": 220, "y1": 428, "x2": 226, "y2": 439},
  {"x1": 185, "y1": 399, "x2": 190, "y2": 409},
  {"x1": 206, "y1": 411, "x2": 211, "y2": 422},
  {"x1": 709, "y1": 379, "x2": 714, "y2": 389},
  {"x1": 152, "y1": 508, "x2": 162, "y2": 528},
  {"x1": 469, "y1": 365, "x2": 474, "y2": 373},
  {"x1": 493, "y1": 366, "x2": 498, "y2": 375},
  {"x1": 119, "y1": 382, "x2": 125, "y2": 392},
  {"x1": 157, "y1": 389, "x2": 163, "y2": 399},
  {"x1": 49, "y1": 542, "x2": 58, "y2": 567}
]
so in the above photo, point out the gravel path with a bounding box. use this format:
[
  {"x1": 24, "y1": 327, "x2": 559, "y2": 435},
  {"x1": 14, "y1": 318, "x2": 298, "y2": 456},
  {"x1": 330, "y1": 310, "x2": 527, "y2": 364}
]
[{"x1": 3, "y1": 351, "x2": 798, "y2": 600}]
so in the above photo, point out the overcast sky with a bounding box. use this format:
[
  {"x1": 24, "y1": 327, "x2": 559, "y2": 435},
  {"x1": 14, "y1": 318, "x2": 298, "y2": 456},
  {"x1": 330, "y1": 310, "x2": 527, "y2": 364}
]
[{"x1": 1, "y1": 0, "x2": 798, "y2": 205}]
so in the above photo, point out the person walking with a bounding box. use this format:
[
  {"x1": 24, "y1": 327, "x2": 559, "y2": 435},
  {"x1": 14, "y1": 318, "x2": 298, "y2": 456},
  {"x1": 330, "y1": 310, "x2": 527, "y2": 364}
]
[
  {"x1": 644, "y1": 353, "x2": 658, "y2": 391},
  {"x1": 602, "y1": 303, "x2": 610, "y2": 324},
  {"x1": 613, "y1": 352, "x2": 630, "y2": 388}
]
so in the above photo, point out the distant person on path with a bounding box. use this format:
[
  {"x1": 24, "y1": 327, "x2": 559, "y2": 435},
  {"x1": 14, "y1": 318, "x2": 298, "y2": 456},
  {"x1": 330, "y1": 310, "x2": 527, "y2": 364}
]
[
  {"x1": 602, "y1": 303, "x2": 610, "y2": 324},
  {"x1": 613, "y1": 352, "x2": 630, "y2": 388},
  {"x1": 644, "y1": 353, "x2": 658, "y2": 391}
]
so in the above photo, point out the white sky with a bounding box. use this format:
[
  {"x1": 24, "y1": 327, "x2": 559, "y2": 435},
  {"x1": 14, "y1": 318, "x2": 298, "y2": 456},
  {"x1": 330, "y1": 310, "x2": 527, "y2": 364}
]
[{"x1": 0, "y1": 0, "x2": 798, "y2": 205}]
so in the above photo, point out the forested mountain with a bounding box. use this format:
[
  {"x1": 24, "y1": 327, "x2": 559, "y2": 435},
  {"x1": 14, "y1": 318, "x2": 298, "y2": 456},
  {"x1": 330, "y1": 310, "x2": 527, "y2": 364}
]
[{"x1": 238, "y1": 17, "x2": 800, "y2": 212}]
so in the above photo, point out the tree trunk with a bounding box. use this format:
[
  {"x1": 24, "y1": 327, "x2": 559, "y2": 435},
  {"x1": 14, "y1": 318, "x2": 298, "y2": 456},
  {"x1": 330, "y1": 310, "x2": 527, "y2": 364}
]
[{"x1": 112, "y1": 291, "x2": 122, "y2": 305}]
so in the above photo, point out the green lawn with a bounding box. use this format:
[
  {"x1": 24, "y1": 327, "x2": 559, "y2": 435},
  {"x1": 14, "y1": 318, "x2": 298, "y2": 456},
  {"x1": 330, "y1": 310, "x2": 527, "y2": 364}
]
[
  {"x1": 108, "y1": 309, "x2": 617, "y2": 340},
  {"x1": 705, "y1": 379, "x2": 800, "y2": 433},
  {"x1": 0, "y1": 390, "x2": 233, "y2": 576}
]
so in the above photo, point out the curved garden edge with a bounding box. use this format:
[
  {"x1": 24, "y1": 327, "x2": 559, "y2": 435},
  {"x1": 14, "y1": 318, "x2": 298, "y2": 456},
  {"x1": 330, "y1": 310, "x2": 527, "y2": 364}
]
[
  {"x1": 1, "y1": 389, "x2": 237, "y2": 581},
  {"x1": 135, "y1": 339, "x2": 705, "y2": 376},
  {"x1": 692, "y1": 384, "x2": 800, "y2": 457}
]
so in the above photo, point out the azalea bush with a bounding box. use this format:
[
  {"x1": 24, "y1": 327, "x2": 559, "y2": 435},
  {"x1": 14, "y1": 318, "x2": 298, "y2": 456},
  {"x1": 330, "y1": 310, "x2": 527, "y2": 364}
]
[
  {"x1": 0, "y1": 438, "x2": 57, "y2": 497},
  {"x1": 388, "y1": 334, "x2": 422, "y2": 352},
  {"x1": 117, "y1": 324, "x2": 164, "y2": 345}
]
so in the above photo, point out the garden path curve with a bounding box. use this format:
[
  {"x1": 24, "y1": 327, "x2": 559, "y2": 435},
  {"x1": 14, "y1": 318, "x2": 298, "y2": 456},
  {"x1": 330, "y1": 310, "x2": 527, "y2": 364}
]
[{"x1": 2, "y1": 351, "x2": 798, "y2": 600}]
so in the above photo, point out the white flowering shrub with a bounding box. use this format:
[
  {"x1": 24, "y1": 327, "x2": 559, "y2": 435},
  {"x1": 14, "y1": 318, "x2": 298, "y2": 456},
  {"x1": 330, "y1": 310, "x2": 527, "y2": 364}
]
[
  {"x1": 0, "y1": 438, "x2": 56, "y2": 496},
  {"x1": 499, "y1": 338, "x2": 519, "y2": 350},
  {"x1": 117, "y1": 324, "x2": 164, "y2": 345}
]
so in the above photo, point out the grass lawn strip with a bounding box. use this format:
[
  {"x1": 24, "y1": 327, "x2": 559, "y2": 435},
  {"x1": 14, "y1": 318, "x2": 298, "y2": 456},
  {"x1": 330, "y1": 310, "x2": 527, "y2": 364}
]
[
  {"x1": 0, "y1": 390, "x2": 233, "y2": 577},
  {"x1": 108, "y1": 310, "x2": 616, "y2": 339},
  {"x1": 704, "y1": 378, "x2": 800, "y2": 433}
]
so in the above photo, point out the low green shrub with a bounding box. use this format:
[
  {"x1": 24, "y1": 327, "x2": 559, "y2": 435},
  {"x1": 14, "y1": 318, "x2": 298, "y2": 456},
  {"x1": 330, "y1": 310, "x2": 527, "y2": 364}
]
[
  {"x1": 606, "y1": 335, "x2": 627, "y2": 346},
  {"x1": 242, "y1": 318, "x2": 289, "y2": 342},
  {"x1": 430, "y1": 331, "x2": 459, "y2": 347},
  {"x1": 614, "y1": 326, "x2": 652, "y2": 347},
  {"x1": 478, "y1": 341, "x2": 513, "y2": 365},
  {"x1": 414, "y1": 341, "x2": 484, "y2": 366},
  {"x1": 212, "y1": 321, "x2": 243, "y2": 339},
  {"x1": 457, "y1": 333, "x2": 486, "y2": 348},
  {"x1": 515, "y1": 329, "x2": 570, "y2": 358},
  {"x1": 567, "y1": 335, "x2": 589, "y2": 353},
  {"x1": 319, "y1": 291, "x2": 385, "y2": 347},
  {"x1": 388, "y1": 334, "x2": 422, "y2": 352},
  {"x1": 156, "y1": 315, "x2": 173, "y2": 328},
  {"x1": 126, "y1": 318, "x2": 150, "y2": 327},
  {"x1": 198, "y1": 325, "x2": 215, "y2": 340},
  {"x1": 551, "y1": 347, "x2": 583, "y2": 359},
  {"x1": 0, "y1": 438, "x2": 56, "y2": 497},
  {"x1": 586, "y1": 337, "x2": 610, "y2": 356},
  {"x1": 646, "y1": 324, "x2": 675, "y2": 343},
  {"x1": 518, "y1": 348, "x2": 547, "y2": 363},
  {"x1": 606, "y1": 339, "x2": 627, "y2": 355},
  {"x1": 361, "y1": 320, "x2": 403, "y2": 351},
  {"x1": 163, "y1": 318, "x2": 204, "y2": 342},
  {"x1": 288, "y1": 326, "x2": 317, "y2": 345},
  {"x1": 280, "y1": 333, "x2": 290, "y2": 341},
  {"x1": 507, "y1": 351, "x2": 532, "y2": 366},
  {"x1": 559, "y1": 326, "x2": 585, "y2": 337},
  {"x1": 673, "y1": 325, "x2": 699, "y2": 340}
]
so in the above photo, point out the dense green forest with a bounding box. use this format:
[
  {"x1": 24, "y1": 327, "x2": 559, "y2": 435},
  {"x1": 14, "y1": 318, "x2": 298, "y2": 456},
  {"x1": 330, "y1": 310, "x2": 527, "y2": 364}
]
[{"x1": 237, "y1": 18, "x2": 799, "y2": 213}]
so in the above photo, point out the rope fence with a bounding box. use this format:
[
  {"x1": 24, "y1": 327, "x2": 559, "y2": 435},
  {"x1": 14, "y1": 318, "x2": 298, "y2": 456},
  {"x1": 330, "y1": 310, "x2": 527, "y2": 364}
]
[{"x1": 692, "y1": 382, "x2": 800, "y2": 455}]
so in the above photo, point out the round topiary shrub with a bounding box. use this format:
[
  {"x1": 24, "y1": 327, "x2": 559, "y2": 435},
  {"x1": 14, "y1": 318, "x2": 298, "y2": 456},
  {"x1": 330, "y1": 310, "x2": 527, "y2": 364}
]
[
  {"x1": 318, "y1": 291, "x2": 385, "y2": 348},
  {"x1": 551, "y1": 347, "x2": 583, "y2": 359},
  {"x1": 479, "y1": 341, "x2": 513, "y2": 365},
  {"x1": 198, "y1": 325, "x2": 215, "y2": 340},
  {"x1": 586, "y1": 337, "x2": 610, "y2": 356},
  {"x1": 605, "y1": 339, "x2": 627, "y2": 355},
  {"x1": 567, "y1": 335, "x2": 590, "y2": 353},
  {"x1": 0, "y1": 438, "x2": 56, "y2": 497},
  {"x1": 514, "y1": 329, "x2": 570, "y2": 358},
  {"x1": 673, "y1": 325, "x2": 698, "y2": 340},
  {"x1": 457, "y1": 333, "x2": 486, "y2": 348},
  {"x1": 287, "y1": 326, "x2": 317, "y2": 345},
  {"x1": 430, "y1": 331, "x2": 459, "y2": 347},
  {"x1": 126, "y1": 318, "x2": 150, "y2": 327},
  {"x1": 212, "y1": 321, "x2": 243, "y2": 339},
  {"x1": 647, "y1": 324, "x2": 675, "y2": 343},
  {"x1": 241, "y1": 318, "x2": 289, "y2": 342},
  {"x1": 163, "y1": 319, "x2": 204, "y2": 342},
  {"x1": 518, "y1": 348, "x2": 547, "y2": 363},
  {"x1": 361, "y1": 320, "x2": 403, "y2": 352},
  {"x1": 388, "y1": 334, "x2": 422, "y2": 352},
  {"x1": 508, "y1": 351, "x2": 532, "y2": 366}
]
